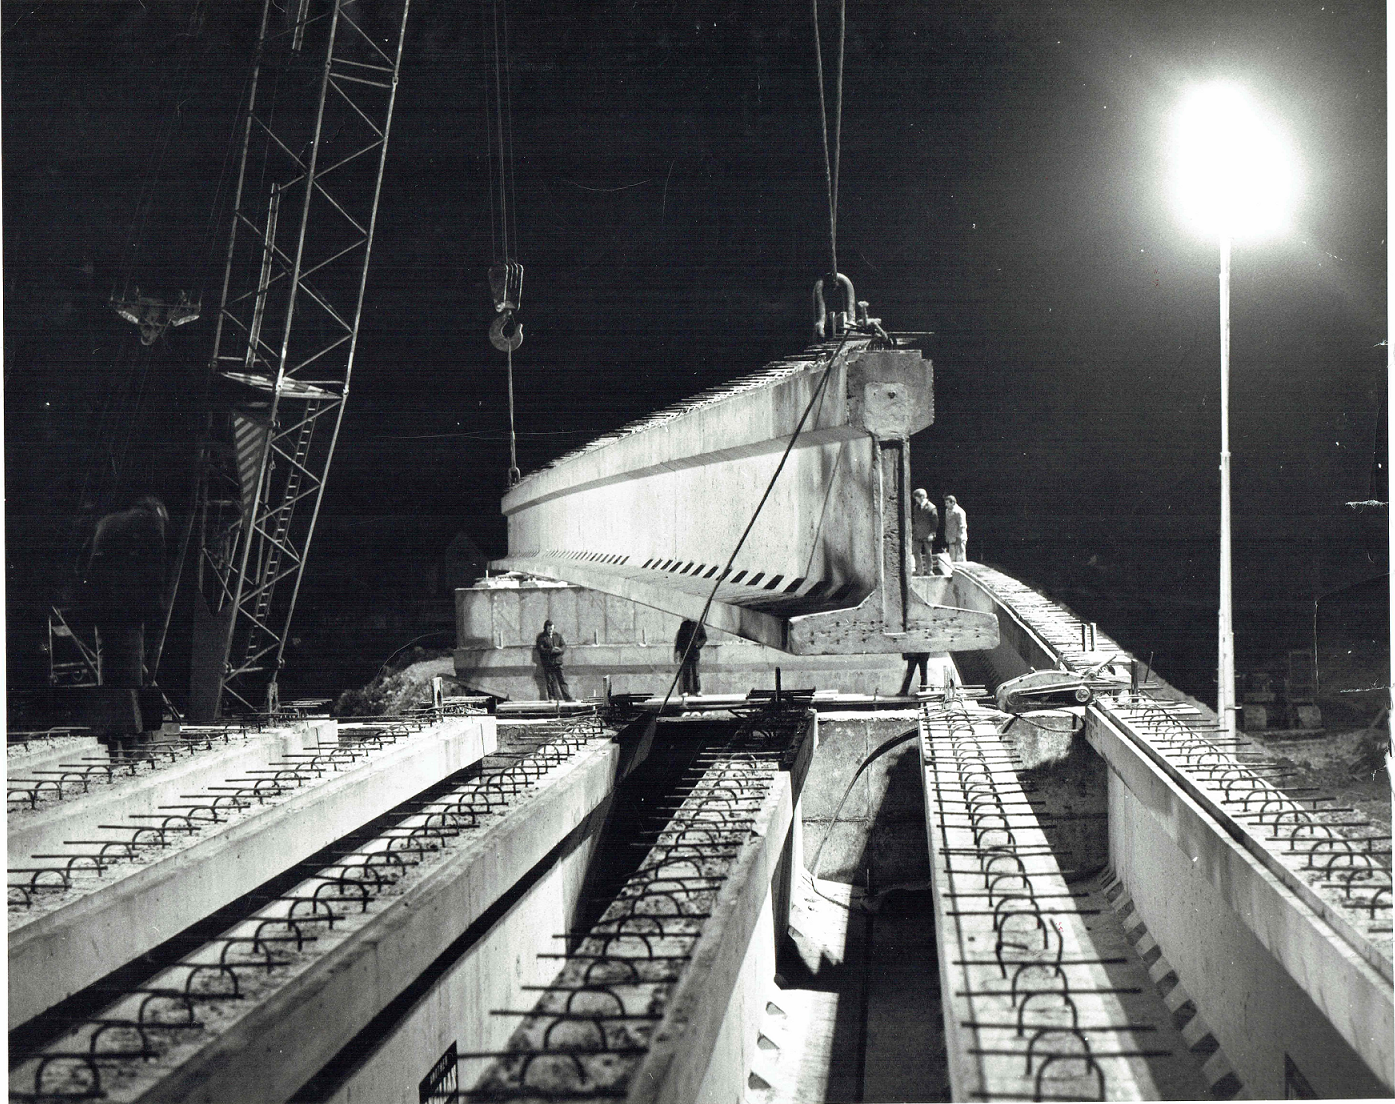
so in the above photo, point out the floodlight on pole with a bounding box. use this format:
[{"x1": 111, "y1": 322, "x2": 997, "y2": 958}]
[
  {"x1": 1169, "y1": 82, "x2": 1300, "y2": 243},
  {"x1": 1168, "y1": 81, "x2": 1300, "y2": 738}
]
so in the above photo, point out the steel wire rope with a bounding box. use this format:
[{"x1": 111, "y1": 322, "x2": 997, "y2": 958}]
[
  {"x1": 810, "y1": 0, "x2": 846, "y2": 278},
  {"x1": 165, "y1": 14, "x2": 291, "y2": 658},
  {"x1": 117, "y1": 1, "x2": 209, "y2": 298},
  {"x1": 68, "y1": 1, "x2": 210, "y2": 547},
  {"x1": 106, "y1": 343, "x2": 160, "y2": 495},
  {"x1": 72, "y1": 340, "x2": 133, "y2": 510},
  {"x1": 488, "y1": 0, "x2": 523, "y2": 486},
  {"x1": 806, "y1": 726, "x2": 922, "y2": 910},
  {"x1": 657, "y1": 6, "x2": 850, "y2": 714},
  {"x1": 998, "y1": 709, "x2": 1087, "y2": 739},
  {"x1": 150, "y1": 50, "x2": 258, "y2": 644},
  {"x1": 490, "y1": 0, "x2": 511, "y2": 267},
  {"x1": 657, "y1": 332, "x2": 852, "y2": 716},
  {"x1": 195, "y1": 62, "x2": 260, "y2": 306},
  {"x1": 482, "y1": 5, "x2": 498, "y2": 268},
  {"x1": 505, "y1": 347, "x2": 520, "y2": 485},
  {"x1": 501, "y1": 0, "x2": 520, "y2": 264}
]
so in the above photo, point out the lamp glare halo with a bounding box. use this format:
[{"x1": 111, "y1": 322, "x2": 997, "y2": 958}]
[{"x1": 1169, "y1": 82, "x2": 1300, "y2": 242}]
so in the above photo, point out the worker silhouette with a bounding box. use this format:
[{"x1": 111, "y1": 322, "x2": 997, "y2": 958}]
[
  {"x1": 534, "y1": 619, "x2": 573, "y2": 701},
  {"x1": 911, "y1": 488, "x2": 939, "y2": 575},
  {"x1": 944, "y1": 495, "x2": 968, "y2": 562},
  {"x1": 899, "y1": 652, "x2": 930, "y2": 696},
  {"x1": 675, "y1": 619, "x2": 707, "y2": 695},
  {"x1": 80, "y1": 495, "x2": 169, "y2": 749}
]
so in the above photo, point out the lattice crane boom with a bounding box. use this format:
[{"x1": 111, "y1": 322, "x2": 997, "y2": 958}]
[{"x1": 189, "y1": 0, "x2": 412, "y2": 718}]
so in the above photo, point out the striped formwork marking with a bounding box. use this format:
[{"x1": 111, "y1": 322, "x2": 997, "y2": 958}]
[{"x1": 921, "y1": 700, "x2": 1179, "y2": 1102}]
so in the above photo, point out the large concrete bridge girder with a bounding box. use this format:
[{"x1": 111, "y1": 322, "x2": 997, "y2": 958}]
[
  {"x1": 495, "y1": 341, "x2": 996, "y2": 655},
  {"x1": 507, "y1": 432, "x2": 879, "y2": 591}
]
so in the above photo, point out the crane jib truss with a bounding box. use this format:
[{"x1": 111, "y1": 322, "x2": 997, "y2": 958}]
[{"x1": 191, "y1": 0, "x2": 412, "y2": 718}]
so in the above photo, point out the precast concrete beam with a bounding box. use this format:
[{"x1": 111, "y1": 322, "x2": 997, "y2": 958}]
[
  {"x1": 8, "y1": 727, "x2": 312, "y2": 868},
  {"x1": 35, "y1": 731, "x2": 622, "y2": 1104},
  {"x1": 7, "y1": 734, "x2": 102, "y2": 776},
  {"x1": 465, "y1": 711, "x2": 813, "y2": 1103},
  {"x1": 921, "y1": 702, "x2": 1213, "y2": 1102},
  {"x1": 493, "y1": 338, "x2": 998, "y2": 656},
  {"x1": 1089, "y1": 705, "x2": 1393, "y2": 1095},
  {"x1": 8, "y1": 717, "x2": 495, "y2": 1027},
  {"x1": 630, "y1": 717, "x2": 816, "y2": 1104},
  {"x1": 950, "y1": 563, "x2": 1394, "y2": 1095}
]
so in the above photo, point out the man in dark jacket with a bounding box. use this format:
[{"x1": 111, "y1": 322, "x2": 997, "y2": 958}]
[
  {"x1": 911, "y1": 488, "x2": 939, "y2": 575},
  {"x1": 674, "y1": 619, "x2": 708, "y2": 695},
  {"x1": 535, "y1": 619, "x2": 573, "y2": 701},
  {"x1": 84, "y1": 496, "x2": 168, "y2": 685},
  {"x1": 80, "y1": 495, "x2": 168, "y2": 749},
  {"x1": 898, "y1": 652, "x2": 930, "y2": 696}
]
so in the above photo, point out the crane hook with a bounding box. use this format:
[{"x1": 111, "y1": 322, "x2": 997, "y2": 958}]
[
  {"x1": 489, "y1": 310, "x2": 524, "y2": 352},
  {"x1": 812, "y1": 272, "x2": 855, "y2": 339}
]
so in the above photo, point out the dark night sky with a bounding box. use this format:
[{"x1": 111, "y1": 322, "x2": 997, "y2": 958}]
[{"x1": 4, "y1": 0, "x2": 1387, "y2": 698}]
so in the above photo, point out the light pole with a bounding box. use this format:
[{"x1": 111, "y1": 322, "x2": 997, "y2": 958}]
[
  {"x1": 1218, "y1": 231, "x2": 1234, "y2": 736},
  {"x1": 1169, "y1": 81, "x2": 1299, "y2": 737}
]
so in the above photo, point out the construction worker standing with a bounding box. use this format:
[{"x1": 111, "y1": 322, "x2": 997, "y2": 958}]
[
  {"x1": 898, "y1": 652, "x2": 930, "y2": 696},
  {"x1": 944, "y1": 495, "x2": 968, "y2": 562},
  {"x1": 79, "y1": 495, "x2": 168, "y2": 752},
  {"x1": 911, "y1": 488, "x2": 938, "y2": 575},
  {"x1": 534, "y1": 619, "x2": 574, "y2": 701},
  {"x1": 674, "y1": 619, "x2": 707, "y2": 694}
]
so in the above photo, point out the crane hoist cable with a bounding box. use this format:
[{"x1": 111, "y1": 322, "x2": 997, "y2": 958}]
[
  {"x1": 194, "y1": 65, "x2": 259, "y2": 306},
  {"x1": 113, "y1": 1, "x2": 212, "y2": 338},
  {"x1": 658, "y1": 330, "x2": 855, "y2": 715},
  {"x1": 811, "y1": 0, "x2": 846, "y2": 280},
  {"x1": 486, "y1": 0, "x2": 524, "y2": 487},
  {"x1": 116, "y1": 2, "x2": 202, "y2": 292},
  {"x1": 76, "y1": 3, "x2": 246, "y2": 573},
  {"x1": 808, "y1": 0, "x2": 871, "y2": 340},
  {"x1": 491, "y1": 0, "x2": 511, "y2": 268},
  {"x1": 502, "y1": 0, "x2": 520, "y2": 265},
  {"x1": 659, "y1": 3, "x2": 856, "y2": 711}
]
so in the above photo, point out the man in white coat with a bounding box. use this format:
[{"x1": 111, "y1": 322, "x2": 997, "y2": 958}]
[{"x1": 944, "y1": 495, "x2": 968, "y2": 562}]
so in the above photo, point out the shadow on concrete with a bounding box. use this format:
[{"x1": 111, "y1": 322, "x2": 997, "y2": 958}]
[
  {"x1": 775, "y1": 715, "x2": 950, "y2": 1102},
  {"x1": 998, "y1": 711, "x2": 1110, "y2": 883},
  {"x1": 566, "y1": 720, "x2": 723, "y2": 944}
]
